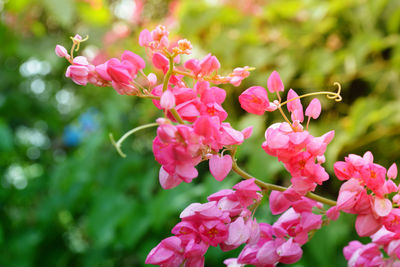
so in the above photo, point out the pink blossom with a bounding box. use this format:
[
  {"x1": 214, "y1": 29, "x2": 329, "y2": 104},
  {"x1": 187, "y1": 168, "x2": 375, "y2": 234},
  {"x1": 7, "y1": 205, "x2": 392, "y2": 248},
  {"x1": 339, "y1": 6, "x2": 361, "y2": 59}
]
[
  {"x1": 276, "y1": 238, "x2": 303, "y2": 264},
  {"x1": 152, "y1": 52, "x2": 169, "y2": 73},
  {"x1": 228, "y1": 67, "x2": 250, "y2": 87},
  {"x1": 184, "y1": 59, "x2": 201, "y2": 76},
  {"x1": 147, "y1": 73, "x2": 157, "y2": 86},
  {"x1": 239, "y1": 86, "x2": 270, "y2": 115},
  {"x1": 55, "y1": 45, "x2": 69, "y2": 58},
  {"x1": 269, "y1": 190, "x2": 291, "y2": 215},
  {"x1": 286, "y1": 89, "x2": 304, "y2": 122},
  {"x1": 223, "y1": 217, "x2": 251, "y2": 248},
  {"x1": 373, "y1": 197, "x2": 392, "y2": 217},
  {"x1": 145, "y1": 236, "x2": 185, "y2": 266},
  {"x1": 383, "y1": 209, "x2": 400, "y2": 234},
  {"x1": 138, "y1": 29, "x2": 152, "y2": 47},
  {"x1": 241, "y1": 126, "x2": 253, "y2": 139},
  {"x1": 305, "y1": 98, "x2": 321, "y2": 119},
  {"x1": 355, "y1": 213, "x2": 382, "y2": 237},
  {"x1": 199, "y1": 53, "x2": 220, "y2": 76},
  {"x1": 343, "y1": 241, "x2": 383, "y2": 267},
  {"x1": 232, "y1": 178, "x2": 262, "y2": 208},
  {"x1": 160, "y1": 90, "x2": 176, "y2": 109},
  {"x1": 209, "y1": 154, "x2": 232, "y2": 181},
  {"x1": 224, "y1": 258, "x2": 244, "y2": 267},
  {"x1": 326, "y1": 206, "x2": 340, "y2": 220},
  {"x1": 65, "y1": 56, "x2": 92, "y2": 85},
  {"x1": 267, "y1": 70, "x2": 284, "y2": 93},
  {"x1": 388, "y1": 163, "x2": 398, "y2": 179}
]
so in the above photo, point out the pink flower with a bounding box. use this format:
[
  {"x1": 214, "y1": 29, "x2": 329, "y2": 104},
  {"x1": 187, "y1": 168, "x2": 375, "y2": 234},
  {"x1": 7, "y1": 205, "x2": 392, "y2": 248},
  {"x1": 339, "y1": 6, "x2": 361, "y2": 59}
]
[
  {"x1": 360, "y1": 163, "x2": 386, "y2": 194},
  {"x1": 65, "y1": 56, "x2": 92, "y2": 85},
  {"x1": 388, "y1": 163, "x2": 398, "y2": 179},
  {"x1": 232, "y1": 178, "x2": 262, "y2": 208},
  {"x1": 383, "y1": 209, "x2": 400, "y2": 234},
  {"x1": 267, "y1": 70, "x2": 284, "y2": 93},
  {"x1": 198, "y1": 219, "x2": 229, "y2": 246},
  {"x1": 355, "y1": 213, "x2": 382, "y2": 237},
  {"x1": 160, "y1": 90, "x2": 176, "y2": 109},
  {"x1": 343, "y1": 241, "x2": 383, "y2": 267},
  {"x1": 305, "y1": 98, "x2": 321, "y2": 119},
  {"x1": 152, "y1": 52, "x2": 169, "y2": 73},
  {"x1": 121, "y1": 50, "x2": 145, "y2": 70},
  {"x1": 209, "y1": 154, "x2": 232, "y2": 181},
  {"x1": 276, "y1": 238, "x2": 303, "y2": 264},
  {"x1": 55, "y1": 45, "x2": 69, "y2": 58},
  {"x1": 223, "y1": 217, "x2": 251, "y2": 248},
  {"x1": 199, "y1": 54, "x2": 220, "y2": 76},
  {"x1": 145, "y1": 236, "x2": 185, "y2": 266},
  {"x1": 286, "y1": 89, "x2": 304, "y2": 122},
  {"x1": 147, "y1": 73, "x2": 157, "y2": 86},
  {"x1": 106, "y1": 58, "x2": 133, "y2": 84},
  {"x1": 138, "y1": 29, "x2": 152, "y2": 47},
  {"x1": 269, "y1": 190, "x2": 291, "y2": 215},
  {"x1": 373, "y1": 197, "x2": 392, "y2": 217},
  {"x1": 228, "y1": 67, "x2": 251, "y2": 87},
  {"x1": 239, "y1": 86, "x2": 270, "y2": 115},
  {"x1": 184, "y1": 58, "x2": 201, "y2": 76}
]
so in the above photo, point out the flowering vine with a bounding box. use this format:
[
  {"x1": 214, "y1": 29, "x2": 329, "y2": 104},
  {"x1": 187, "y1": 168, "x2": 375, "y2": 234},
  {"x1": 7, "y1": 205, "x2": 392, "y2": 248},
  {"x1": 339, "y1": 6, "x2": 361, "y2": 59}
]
[{"x1": 56, "y1": 25, "x2": 400, "y2": 266}]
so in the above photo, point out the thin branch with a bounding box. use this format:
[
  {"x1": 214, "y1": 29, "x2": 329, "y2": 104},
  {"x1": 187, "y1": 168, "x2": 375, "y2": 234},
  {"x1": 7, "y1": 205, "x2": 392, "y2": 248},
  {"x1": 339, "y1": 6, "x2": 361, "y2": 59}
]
[
  {"x1": 109, "y1": 122, "x2": 158, "y2": 158},
  {"x1": 231, "y1": 161, "x2": 337, "y2": 206}
]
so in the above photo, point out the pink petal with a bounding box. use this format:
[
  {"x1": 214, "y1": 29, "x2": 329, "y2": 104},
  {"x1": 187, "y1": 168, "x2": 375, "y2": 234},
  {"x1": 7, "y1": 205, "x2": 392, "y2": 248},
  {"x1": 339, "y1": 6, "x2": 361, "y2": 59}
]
[
  {"x1": 241, "y1": 126, "x2": 253, "y2": 139},
  {"x1": 388, "y1": 163, "x2": 398, "y2": 179},
  {"x1": 256, "y1": 240, "x2": 280, "y2": 265},
  {"x1": 267, "y1": 70, "x2": 284, "y2": 93},
  {"x1": 152, "y1": 52, "x2": 169, "y2": 71},
  {"x1": 355, "y1": 214, "x2": 381, "y2": 237},
  {"x1": 147, "y1": 73, "x2": 157, "y2": 86},
  {"x1": 269, "y1": 191, "x2": 291, "y2": 215},
  {"x1": 139, "y1": 29, "x2": 152, "y2": 46},
  {"x1": 277, "y1": 238, "x2": 303, "y2": 264},
  {"x1": 159, "y1": 167, "x2": 182, "y2": 189},
  {"x1": 305, "y1": 98, "x2": 321, "y2": 119},
  {"x1": 374, "y1": 197, "x2": 392, "y2": 217},
  {"x1": 160, "y1": 90, "x2": 176, "y2": 109},
  {"x1": 55, "y1": 45, "x2": 68, "y2": 58},
  {"x1": 225, "y1": 217, "x2": 250, "y2": 246},
  {"x1": 209, "y1": 154, "x2": 232, "y2": 181}
]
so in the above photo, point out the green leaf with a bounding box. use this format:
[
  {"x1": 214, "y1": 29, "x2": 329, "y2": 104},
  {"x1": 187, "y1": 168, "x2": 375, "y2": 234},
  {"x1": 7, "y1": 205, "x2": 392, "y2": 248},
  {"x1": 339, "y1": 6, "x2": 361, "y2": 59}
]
[{"x1": 41, "y1": 0, "x2": 75, "y2": 27}]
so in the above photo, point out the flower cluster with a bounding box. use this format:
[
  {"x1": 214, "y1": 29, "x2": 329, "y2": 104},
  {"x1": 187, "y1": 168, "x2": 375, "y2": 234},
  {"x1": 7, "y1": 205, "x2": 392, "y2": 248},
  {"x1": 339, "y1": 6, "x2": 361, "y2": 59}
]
[
  {"x1": 239, "y1": 71, "x2": 334, "y2": 199},
  {"x1": 344, "y1": 227, "x2": 400, "y2": 266},
  {"x1": 225, "y1": 191, "x2": 324, "y2": 266},
  {"x1": 56, "y1": 25, "x2": 400, "y2": 267},
  {"x1": 154, "y1": 115, "x2": 250, "y2": 189},
  {"x1": 329, "y1": 152, "x2": 399, "y2": 237},
  {"x1": 145, "y1": 179, "x2": 262, "y2": 267}
]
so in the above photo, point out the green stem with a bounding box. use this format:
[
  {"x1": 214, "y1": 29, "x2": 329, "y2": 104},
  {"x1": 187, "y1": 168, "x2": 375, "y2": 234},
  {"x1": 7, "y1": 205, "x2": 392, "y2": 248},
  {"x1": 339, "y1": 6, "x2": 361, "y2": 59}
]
[
  {"x1": 161, "y1": 54, "x2": 185, "y2": 124},
  {"x1": 170, "y1": 108, "x2": 185, "y2": 124},
  {"x1": 231, "y1": 161, "x2": 337, "y2": 206},
  {"x1": 109, "y1": 122, "x2": 158, "y2": 158},
  {"x1": 278, "y1": 106, "x2": 293, "y2": 127},
  {"x1": 162, "y1": 54, "x2": 175, "y2": 92},
  {"x1": 139, "y1": 95, "x2": 160, "y2": 100}
]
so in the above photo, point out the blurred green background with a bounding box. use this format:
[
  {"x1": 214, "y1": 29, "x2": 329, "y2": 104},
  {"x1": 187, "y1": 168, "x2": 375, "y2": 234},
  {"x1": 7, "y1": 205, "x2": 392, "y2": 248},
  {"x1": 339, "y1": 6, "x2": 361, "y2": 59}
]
[{"x1": 1, "y1": 0, "x2": 400, "y2": 266}]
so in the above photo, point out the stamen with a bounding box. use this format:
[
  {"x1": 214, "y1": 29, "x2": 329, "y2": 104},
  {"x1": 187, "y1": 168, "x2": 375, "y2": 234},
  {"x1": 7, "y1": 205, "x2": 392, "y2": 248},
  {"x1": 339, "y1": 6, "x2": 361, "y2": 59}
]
[{"x1": 277, "y1": 106, "x2": 293, "y2": 128}]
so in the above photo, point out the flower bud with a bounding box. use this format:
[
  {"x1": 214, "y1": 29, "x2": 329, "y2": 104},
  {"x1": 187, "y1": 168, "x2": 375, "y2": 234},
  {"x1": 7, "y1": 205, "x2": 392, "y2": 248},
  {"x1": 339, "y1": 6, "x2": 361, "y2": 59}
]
[
  {"x1": 55, "y1": 45, "x2": 69, "y2": 58},
  {"x1": 267, "y1": 71, "x2": 284, "y2": 93}
]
